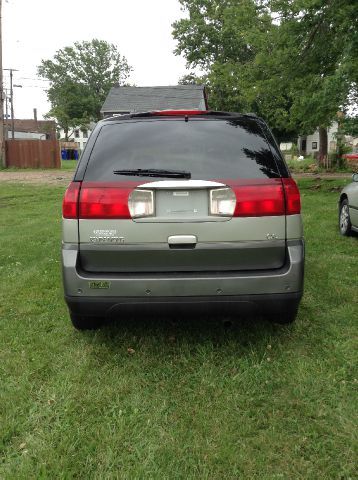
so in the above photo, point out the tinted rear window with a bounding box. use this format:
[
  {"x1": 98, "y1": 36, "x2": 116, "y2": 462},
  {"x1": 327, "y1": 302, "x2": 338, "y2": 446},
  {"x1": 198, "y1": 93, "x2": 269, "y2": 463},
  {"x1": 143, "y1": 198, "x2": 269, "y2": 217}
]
[{"x1": 84, "y1": 118, "x2": 281, "y2": 181}]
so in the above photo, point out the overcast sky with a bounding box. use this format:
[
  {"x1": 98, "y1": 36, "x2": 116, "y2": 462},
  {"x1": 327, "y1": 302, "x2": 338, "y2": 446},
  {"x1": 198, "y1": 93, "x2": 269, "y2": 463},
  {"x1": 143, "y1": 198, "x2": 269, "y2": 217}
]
[{"x1": 3, "y1": 0, "x2": 188, "y2": 119}]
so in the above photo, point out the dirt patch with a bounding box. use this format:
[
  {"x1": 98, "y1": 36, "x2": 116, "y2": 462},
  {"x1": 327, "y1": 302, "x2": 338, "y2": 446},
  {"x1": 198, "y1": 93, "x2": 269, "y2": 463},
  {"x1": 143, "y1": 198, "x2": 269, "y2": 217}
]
[
  {"x1": 0, "y1": 170, "x2": 73, "y2": 186},
  {"x1": 0, "y1": 170, "x2": 352, "y2": 186},
  {"x1": 293, "y1": 173, "x2": 352, "y2": 179}
]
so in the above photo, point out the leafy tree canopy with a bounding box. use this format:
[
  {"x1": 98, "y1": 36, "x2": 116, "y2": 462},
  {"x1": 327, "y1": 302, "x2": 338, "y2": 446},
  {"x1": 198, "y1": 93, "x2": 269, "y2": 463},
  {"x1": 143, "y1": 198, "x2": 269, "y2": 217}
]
[
  {"x1": 173, "y1": 0, "x2": 358, "y2": 145},
  {"x1": 178, "y1": 72, "x2": 206, "y2": 85},
  {"x1": 38, "y1": 39, "x2": 132, "y2": 135}
]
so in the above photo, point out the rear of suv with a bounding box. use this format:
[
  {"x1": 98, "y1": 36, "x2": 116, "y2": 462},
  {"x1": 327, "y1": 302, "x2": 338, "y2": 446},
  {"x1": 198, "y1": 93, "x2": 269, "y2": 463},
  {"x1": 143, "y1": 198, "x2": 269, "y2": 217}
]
[{"x1": 62, "y1": 110, "x2": 304, "y2": 329}]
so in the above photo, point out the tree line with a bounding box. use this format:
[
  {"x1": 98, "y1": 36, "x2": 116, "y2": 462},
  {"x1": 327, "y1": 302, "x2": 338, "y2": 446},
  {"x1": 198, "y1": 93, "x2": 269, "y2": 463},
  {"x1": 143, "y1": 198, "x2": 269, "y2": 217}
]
[
  {"x1": 173, "y1": 0, "x2": 358, "y2": 160},
  {"x1": 38, "y1": 2, "x2": 357, "y2": 160}
]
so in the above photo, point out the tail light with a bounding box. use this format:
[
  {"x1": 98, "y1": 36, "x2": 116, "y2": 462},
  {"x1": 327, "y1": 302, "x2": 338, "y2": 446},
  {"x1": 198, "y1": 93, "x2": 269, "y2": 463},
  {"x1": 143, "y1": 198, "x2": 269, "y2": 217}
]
[
  {"x1": 233, "y1": 184, "x2": 285, "y2": 217},
  {"x1": 74, "y1": 185, "x2": 154, "y2": 219},
  {"x1": 210, "y1": 188, "x2": 236, "y2": 216},
  {"x1": 282, "y1": 178, "x2": 301, "y2": 214},
  {"x1": 214, "y1": 178, "x2": 301, "y2": 217},
  {"x1": 62, "y1": 182, "x2": 81, "y2": 219},
  {"x1": 128, "y1": 189, "x2": 154, "y2": 218},
  {"x1": 79, "y1": 186, "x2": 131, "y2": 219}
]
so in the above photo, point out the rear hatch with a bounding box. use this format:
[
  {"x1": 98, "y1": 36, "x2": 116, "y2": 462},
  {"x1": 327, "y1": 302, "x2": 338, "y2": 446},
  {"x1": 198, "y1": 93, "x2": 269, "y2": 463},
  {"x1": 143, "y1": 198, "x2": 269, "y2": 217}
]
[{"x1": 76, "y1": 115, "x2": 292, "y2": 273}]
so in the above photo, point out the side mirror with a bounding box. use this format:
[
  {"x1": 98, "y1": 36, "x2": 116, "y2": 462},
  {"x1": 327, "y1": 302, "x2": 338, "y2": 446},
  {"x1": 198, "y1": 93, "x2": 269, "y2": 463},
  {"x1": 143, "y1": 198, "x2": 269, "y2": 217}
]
[{"x1": 353, "y1": 173, "x2": 358, "y2": 182}]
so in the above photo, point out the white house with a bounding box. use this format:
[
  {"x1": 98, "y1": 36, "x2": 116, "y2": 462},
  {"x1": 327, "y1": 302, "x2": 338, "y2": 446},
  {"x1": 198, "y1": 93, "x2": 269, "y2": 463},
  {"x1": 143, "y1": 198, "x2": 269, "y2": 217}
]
[
  {"x1": 58, "y1": 124, "x2": 94, "y2": 151},
  {"x1": 298, "y1": 122, "x2": 338, "y2": 155}
]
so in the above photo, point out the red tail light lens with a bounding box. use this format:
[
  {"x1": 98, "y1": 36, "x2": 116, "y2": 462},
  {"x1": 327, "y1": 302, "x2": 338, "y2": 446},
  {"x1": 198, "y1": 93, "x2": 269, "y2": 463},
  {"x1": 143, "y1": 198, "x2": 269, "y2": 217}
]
[
  {"x1": 63, "y1": 182, "x2": 81, "y2": 219},
  {"x1": 232, "y1": 184, "x2": 285, "y2": 217},
  {"x1": 79, "y1": 185, "x2": 131, "y2": 219},
  {"x1": 283, "y1": 178, "x2": 301, "y2": 214}
]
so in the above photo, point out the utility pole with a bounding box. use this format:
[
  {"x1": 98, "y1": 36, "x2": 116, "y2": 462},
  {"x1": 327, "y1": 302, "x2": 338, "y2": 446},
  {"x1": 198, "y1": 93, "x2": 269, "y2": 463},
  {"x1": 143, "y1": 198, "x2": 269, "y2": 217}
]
[
  {"x1": 4, "y1": 87, "x2": 8, "y2": 140},
  {"x1": 0, "y1": 0, "x2": 5, "y2": 167},
  {"x1": 5, "y1": 89, "x2": 7, "y2": 117},
  {"x1": 4, "y1": 68, "x2": 19, "y2": 140},
  {"x1": 9, "y1": 68, "x2": 13, "y2": 139}
]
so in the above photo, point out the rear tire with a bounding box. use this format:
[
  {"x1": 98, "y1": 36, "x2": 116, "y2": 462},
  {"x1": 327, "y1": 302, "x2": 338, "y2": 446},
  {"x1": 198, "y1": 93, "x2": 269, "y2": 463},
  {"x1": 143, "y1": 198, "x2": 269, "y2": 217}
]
[
  {"x1": 70, "y1": 313, "x2": 105, "y2": 330},
  {"x1": 339, "y1": 199, "x2": 352, "y2": 236}
]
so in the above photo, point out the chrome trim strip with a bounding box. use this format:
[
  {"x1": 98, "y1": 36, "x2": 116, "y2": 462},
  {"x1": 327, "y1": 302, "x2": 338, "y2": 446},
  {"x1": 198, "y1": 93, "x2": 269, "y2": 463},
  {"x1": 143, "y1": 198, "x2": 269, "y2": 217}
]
[{"x1": 137, "y1": 180, "x2": 226, "y2": 189}]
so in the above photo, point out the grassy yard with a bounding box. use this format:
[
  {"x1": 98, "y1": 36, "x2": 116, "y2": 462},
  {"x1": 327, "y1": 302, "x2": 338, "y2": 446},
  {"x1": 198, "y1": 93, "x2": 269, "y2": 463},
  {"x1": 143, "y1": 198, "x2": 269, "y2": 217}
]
[
  {"x1": 61, "y1": 160, "x2": 78, "y2": 170},
  {"x1": 0, "y1": 179, "x2": 357, "y2": 479}
]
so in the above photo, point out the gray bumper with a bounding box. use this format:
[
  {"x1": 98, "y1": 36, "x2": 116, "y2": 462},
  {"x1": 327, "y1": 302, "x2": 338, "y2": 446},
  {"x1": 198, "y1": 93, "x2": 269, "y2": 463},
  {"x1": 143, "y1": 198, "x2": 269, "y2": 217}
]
[{"x1": 62, "y1": 240, "x2": 304, "y2": 314}]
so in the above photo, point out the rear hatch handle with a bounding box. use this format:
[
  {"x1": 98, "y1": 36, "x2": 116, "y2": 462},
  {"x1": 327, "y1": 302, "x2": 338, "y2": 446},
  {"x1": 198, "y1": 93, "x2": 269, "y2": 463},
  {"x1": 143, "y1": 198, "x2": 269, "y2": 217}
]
[{"x1": 168, "y1": 235, "x2": 197, "y2": 249}]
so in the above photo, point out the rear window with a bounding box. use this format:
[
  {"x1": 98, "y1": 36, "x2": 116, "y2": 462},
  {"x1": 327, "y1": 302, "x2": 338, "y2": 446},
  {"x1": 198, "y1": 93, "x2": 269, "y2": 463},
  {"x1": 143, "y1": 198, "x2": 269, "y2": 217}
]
[{"x1": 84, "y1": 118, "x2": 281, "y2": 181}]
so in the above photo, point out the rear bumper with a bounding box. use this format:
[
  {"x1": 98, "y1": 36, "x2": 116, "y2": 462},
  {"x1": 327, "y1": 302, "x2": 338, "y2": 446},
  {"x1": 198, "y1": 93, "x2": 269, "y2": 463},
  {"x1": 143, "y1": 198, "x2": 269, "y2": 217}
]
[
  {"x1": 62, "y1": 240, "x2": 304, "y2": 317},
  {"x1": 65, "y1": 292, "x2": 302, "y2": 317}
]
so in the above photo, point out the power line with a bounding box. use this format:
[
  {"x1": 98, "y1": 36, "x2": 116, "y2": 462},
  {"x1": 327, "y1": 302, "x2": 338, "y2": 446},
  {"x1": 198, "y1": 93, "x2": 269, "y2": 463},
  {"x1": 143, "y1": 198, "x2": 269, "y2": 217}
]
[
  {"x1": 18, "y1": 76, "x2": 50, "y2": 82},
  {"x1": 14, "y1": 84, "x2": 48, "y2": 89}
]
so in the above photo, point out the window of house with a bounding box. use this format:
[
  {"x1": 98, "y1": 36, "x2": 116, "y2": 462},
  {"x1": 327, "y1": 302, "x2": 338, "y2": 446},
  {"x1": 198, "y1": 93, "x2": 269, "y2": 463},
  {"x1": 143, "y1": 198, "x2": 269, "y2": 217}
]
[
  {"x1": 82, "y1": 129, "x2": 88, "y2": 138},
  {"x1": 74, "y1": 129, "x2": 80, "y2": 138},
  {"x1": 312, "y1": 142, "x2": 317, "y2": 150}
]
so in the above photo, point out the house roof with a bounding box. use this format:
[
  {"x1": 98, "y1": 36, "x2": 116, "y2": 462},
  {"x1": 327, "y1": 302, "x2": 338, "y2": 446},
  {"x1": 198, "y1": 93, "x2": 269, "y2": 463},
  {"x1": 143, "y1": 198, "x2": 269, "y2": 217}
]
[{"x1": 101, "y1": 85, "x2": 207, "y2": 114}]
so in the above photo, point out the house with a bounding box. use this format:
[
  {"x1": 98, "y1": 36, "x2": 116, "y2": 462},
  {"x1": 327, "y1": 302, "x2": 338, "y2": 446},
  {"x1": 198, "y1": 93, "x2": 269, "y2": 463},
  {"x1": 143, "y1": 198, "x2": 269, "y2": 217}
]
[
  {"x1": 6, "y1": 119, "x2": 57, "y2": 140},
  {"x1": 58, "y1": 125, "x2": 95, "y2": 151},
  {"x1": 298, "y1": 122, "x2": 339, "y2": 155},
  {"x1": 100, "y1": 85, "x2": 208, "y2": 118}
]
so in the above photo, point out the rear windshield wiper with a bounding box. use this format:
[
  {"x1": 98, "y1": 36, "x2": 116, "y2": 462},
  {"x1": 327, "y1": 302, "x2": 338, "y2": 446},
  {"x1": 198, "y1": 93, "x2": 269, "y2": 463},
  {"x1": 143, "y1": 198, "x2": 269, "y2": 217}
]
[{"x1": 113, "y1": 168, "x2": 191, "y2": 179}]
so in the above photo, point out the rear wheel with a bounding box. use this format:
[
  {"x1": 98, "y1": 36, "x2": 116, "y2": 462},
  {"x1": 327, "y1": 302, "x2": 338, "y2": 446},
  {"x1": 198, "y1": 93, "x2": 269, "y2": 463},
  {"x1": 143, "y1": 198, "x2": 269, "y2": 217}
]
[
  {"x1": 339, "y1": 199, "x2": 352, "y2": 236},
  {"x1": 70, "y1": 313, "x2": 105, "y2": 330}
]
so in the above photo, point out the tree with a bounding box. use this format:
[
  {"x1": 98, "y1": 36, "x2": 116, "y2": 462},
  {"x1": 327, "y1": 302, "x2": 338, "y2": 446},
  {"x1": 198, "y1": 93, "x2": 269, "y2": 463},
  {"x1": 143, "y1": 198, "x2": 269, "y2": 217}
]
[
  {"x1": 178, "y1": 72, "x2": 205, "y2": 85},
  {"x1": 38, "y1": 39, "x2": 132, "y2": 135},
  {"x1": 44, "y1": 81, "x2": 96, "y2": 140},
  {"x1": 173, "y1": 1, "x2": 299, "y2": 140},
  {"x1": 173, "y1": 1, "x2": 358, "y2": 158},
  {"x1": 268, "y1": 0, "x2": 357, "y2": 162}
]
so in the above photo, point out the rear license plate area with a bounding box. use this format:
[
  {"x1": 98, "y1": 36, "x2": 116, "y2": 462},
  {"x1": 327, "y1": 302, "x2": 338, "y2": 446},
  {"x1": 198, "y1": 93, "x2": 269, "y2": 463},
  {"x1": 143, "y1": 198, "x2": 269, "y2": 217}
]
[{"x1": 155, "y1": 190, "x2": 208, "y2": 219}]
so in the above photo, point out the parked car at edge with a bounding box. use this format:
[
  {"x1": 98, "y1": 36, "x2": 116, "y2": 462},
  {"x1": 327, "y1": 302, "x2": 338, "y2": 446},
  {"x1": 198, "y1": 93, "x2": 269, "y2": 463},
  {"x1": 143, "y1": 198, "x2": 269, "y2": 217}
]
[
  {"x1": 62, "y1": 110, "x2": 304, "y2": 329},
  {"x1": 338, "y1": 173, "x2": 358, "y2": 236}
]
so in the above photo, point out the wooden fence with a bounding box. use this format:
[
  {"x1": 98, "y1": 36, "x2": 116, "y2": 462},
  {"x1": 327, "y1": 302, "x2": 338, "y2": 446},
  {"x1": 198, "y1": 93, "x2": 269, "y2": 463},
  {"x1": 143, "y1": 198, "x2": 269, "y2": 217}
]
[{"x1": 5, "y1": 140, "x2": 61, "y2": 168}]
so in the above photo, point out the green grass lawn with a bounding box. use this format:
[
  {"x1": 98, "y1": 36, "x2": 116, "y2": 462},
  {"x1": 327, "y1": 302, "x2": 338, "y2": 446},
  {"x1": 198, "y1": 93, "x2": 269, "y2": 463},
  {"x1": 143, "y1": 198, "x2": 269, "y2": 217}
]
[
  {"x1": 61, "y1": 160, "x2": 78, "y2": 170},
  {"x1": 0, "y1": 179, "x2": 357, "y2": 478}
]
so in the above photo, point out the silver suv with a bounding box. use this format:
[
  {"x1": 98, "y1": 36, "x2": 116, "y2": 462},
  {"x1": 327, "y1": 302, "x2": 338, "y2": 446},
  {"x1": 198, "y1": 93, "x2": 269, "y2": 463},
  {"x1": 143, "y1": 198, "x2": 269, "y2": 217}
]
[{"x1": 62, "y1": 111, "x2": 304, "y2": 329}]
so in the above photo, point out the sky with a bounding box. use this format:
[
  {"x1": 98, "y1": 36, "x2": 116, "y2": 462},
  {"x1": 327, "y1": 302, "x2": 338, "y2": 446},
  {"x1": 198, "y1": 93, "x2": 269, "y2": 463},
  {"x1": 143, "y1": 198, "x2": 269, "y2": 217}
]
[{"x1": 3, "y1": 0, "x2": 189, "y2": 119}]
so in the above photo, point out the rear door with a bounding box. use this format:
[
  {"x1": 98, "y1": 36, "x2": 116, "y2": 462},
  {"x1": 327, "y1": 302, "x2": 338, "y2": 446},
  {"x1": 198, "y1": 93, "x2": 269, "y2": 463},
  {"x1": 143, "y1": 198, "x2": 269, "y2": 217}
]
[{"x1": 78, "y1": 116, "x2": 287, "y2": 273}]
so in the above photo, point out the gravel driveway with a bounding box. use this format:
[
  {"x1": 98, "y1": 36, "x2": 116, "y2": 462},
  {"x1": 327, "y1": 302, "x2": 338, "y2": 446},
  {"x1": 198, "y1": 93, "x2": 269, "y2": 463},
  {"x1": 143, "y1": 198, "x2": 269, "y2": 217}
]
[
  {"x1": 0, "y1": 170, "x2": 352, "y2": 186},
  {"x1": 0, "y1": 170, "x2": 74, "y2": 185}
]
